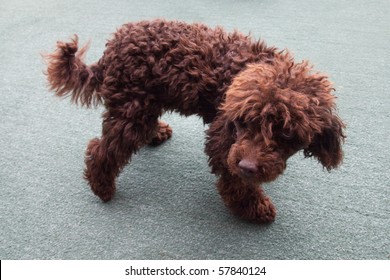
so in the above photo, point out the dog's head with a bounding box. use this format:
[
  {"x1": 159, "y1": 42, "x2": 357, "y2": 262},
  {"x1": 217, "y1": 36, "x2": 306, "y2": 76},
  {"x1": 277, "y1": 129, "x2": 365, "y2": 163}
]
[{"x1": 207, "y1": 53, "x2": 345, "y2": 183}]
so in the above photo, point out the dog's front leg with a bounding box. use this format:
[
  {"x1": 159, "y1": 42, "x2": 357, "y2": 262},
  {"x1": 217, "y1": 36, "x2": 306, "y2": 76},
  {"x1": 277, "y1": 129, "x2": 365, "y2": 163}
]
[{"x1": 216, "y1": 172, "x2": 276, "y2": 223}]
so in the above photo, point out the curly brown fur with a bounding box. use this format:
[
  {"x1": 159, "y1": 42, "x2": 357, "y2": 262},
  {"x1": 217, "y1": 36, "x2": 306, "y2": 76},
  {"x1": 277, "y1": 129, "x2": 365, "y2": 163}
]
[{"x1": 45, "y1": 19, "x2": 345, "y2": 223}]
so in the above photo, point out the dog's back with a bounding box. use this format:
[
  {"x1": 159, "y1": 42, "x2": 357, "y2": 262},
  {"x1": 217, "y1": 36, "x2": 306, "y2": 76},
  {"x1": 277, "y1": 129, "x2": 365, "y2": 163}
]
[
  {"x1": 100, "y1": 20, "x2": 276, "y2": 122},
  {"x1": 46, "y1": 19, "x2": 277, "y2": 122}
]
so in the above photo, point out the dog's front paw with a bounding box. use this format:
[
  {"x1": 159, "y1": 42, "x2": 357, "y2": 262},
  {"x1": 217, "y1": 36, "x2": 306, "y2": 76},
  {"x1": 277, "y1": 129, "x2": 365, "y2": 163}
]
[
  {"x1": 252, "y1": 196, "x2": 276, "y2": 223},
  {"x1": 231, "y1": 192, "x2": 276, "y2": 224}
]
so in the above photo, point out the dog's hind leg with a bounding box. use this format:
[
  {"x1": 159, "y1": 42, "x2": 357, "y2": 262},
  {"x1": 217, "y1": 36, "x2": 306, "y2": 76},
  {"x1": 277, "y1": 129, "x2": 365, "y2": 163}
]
[
  {"x1": 84, "y1": 106, "x2": 161, "y2": 202},
  {"x1": 148, "y1": 120, "x2": 173, "y2": 146}
]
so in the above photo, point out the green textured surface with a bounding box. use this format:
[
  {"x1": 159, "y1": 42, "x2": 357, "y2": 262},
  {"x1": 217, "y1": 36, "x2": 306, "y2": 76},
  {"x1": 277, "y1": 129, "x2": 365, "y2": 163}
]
[{"x1": 0, "y1": 0, "x2": 389, "y2": 259}]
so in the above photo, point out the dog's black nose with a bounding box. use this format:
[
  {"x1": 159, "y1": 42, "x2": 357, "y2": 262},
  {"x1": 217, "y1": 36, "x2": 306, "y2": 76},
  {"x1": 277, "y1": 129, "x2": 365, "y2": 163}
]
[{"x1": 238, "y1": 159, "x2": 258, "y2": 177}]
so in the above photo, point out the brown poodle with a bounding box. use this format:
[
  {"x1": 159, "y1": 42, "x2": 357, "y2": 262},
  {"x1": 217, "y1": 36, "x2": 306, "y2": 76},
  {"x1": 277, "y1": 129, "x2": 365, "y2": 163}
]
[{"x1": 45, "y1": 19, "x2": 345, "y2": 223}]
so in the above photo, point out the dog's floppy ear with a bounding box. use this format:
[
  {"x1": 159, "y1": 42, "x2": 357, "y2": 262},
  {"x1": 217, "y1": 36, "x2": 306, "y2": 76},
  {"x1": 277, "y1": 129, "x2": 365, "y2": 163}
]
[
  {"x1": 286, "y1": 65, "x2": 346, "y2": 170},
  {"x1": 304, "y1": 113, "x2": 345, "y2": 170}
]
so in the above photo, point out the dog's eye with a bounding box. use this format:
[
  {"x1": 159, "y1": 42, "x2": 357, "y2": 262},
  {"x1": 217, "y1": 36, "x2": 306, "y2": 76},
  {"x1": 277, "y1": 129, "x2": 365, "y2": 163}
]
[
  {"x1": 234, "y1": 118, "x2": 247, "y2": 129},
  {"x1": 280, "y1": 130, "x2": 295, "y2": 140}
]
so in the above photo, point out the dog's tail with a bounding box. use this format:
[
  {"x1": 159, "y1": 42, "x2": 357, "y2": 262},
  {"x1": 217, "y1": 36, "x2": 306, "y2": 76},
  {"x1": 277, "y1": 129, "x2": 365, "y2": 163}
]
[{"x1": 44, "y1": 35, "x2": 103, "y2": 107}]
